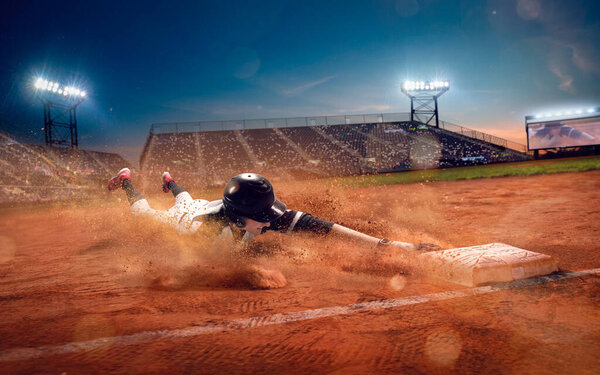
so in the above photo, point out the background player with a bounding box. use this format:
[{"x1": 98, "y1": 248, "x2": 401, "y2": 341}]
[
  {"x1": 108, "y1": 168, "x2": 441, "y2": 253},
  {"x1": 529, "y1": 121, "x2": 596, "y2": 148}
]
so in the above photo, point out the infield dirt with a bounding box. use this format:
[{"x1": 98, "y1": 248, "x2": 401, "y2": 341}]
[{"x1": 1, "y1": 170, "x2": 599, "y2": 374}]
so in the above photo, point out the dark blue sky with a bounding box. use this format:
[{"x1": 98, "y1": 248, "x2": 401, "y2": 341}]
[{"x1": 1, "y1": 0, "x2": 599, "y2": 164}]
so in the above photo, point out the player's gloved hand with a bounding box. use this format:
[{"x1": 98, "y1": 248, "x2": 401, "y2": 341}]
[
  {"x1": 377, "y1": 238, "x2": 441, "y2": 253},
  {"x1": 414, "y1": 243, "x2": 442, "y2": 252}
]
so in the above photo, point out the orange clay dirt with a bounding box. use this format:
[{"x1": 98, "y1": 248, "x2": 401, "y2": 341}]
[{"x1": 0, "y1": 170, "x2": 599, "y2": 374}]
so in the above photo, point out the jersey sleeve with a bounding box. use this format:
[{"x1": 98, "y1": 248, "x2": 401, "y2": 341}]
[{"x1": 262, "y1": 210, "x2": 334, "y2": 235}]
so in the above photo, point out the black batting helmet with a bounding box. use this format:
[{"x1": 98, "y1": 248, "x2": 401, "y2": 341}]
[{"x1": 223, "y1": 173, "x2": 286, "y2": 223}]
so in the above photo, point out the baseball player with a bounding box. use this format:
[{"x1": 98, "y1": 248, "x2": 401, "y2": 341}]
[
  {"x1": 108, "y1": 168, "x2": 440, "y2": 253},
  {"x1": 529, "y1": 121, "x2": 595, "y2": 148}
]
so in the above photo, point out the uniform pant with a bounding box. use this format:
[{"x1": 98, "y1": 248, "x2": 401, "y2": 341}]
[
  {"x1": 122, "y1": 179, "x2": 254, "y2": 243},
  {"x1": 123, "y1": 180, "x2": 203, "y2": 234}
]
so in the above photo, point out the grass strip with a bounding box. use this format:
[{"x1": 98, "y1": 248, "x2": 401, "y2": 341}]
[{"x1": 333, "y1": 156, "x2": 600, "y2": 188}]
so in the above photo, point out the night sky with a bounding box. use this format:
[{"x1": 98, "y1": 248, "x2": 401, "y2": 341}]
[{"x1": 1, "y1": 0, "x2": 599, "y2": 164}]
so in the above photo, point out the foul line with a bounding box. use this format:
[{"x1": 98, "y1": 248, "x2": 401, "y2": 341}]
[{"x1": 1, "y1": 268, "x2": 599, "y2": 362}]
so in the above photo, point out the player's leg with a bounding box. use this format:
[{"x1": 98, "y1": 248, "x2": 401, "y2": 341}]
[
  {"x1": 162, "y1": 171, "x2": 193, "y2": 210},
  {"x1": 108, "y1": 168, "x2": 177, "y2": 225},
  {"x1": 108, "y1": 168, "x2": 154, "y2": 214},
  {"x1": 108, "y1": 168, "x2": 142, "y2": 203},
  {"x1": 161, "y1": 171, "x2": 208, "y2": 233},
  {"x1": 122, "y1": 179, "x2": 144, "y2": 206},
  {"x1": 162, "y1": 171, "x2": 185, "y2": 196}
]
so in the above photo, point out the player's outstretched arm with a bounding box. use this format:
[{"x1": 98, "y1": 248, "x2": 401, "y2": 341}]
[
  {"x1": 328, "y1": 224, "x2": 441, "y2": 253},
  {"x1": 270, "y1": 210, "x2": 440, "y2": 253}
]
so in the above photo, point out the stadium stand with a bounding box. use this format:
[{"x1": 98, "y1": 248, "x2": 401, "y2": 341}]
[
  {"x1": 197, "y1": 130, "x2": 254, "y2": 183},
  {"x1": 240, "y1": 128, "x2": 306, "y2": 171},
  {"x1": 278, "y1": 126, "x2": 362, "y2": 175},
  {"x1": 141, "y1": 132, "x2": 204, "y2": 185},
  {"x1": 140, "y1": 119, "x2": 529, "y2": 187},
  {"x1": 0, "y1": 131, "x2": 131, "y2": 203}
]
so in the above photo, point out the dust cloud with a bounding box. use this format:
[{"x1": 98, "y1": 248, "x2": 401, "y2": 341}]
[{"x1": 76, "y1": 177, "x2": 447, "y2": 291}]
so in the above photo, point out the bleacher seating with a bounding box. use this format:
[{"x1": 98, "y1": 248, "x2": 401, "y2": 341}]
[
  {"x1": 1, "y1": 117, "x2": 529, "y2": 203},
  {"x1": 279, "y1": 126, "x2": 362, "y2": 175},
  {"x1": 197, "y1": 130, "x2": 253, "y2": 181},
  {"x1": 241, "y1": 128, "x2": 305, "y2": 171},
  {"x1": 321, "y1": 124, "x2": 368, "y2": 156},
  {"x1": 0, "y1": 131, "x2": 131, "y2": 203},
  {"x1": 139, "y1": 121, "x2": 529, "y2": 187}
]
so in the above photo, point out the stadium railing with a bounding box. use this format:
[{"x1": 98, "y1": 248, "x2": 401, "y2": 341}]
[
  {"x1": 147, "y1": 112, "x2": 526, "y2": 153},
  {"x1": 438, "y1": 120, "x2": 527, "y2": 152},
  {"x1": 149, "y1": 113, "x2": 412, "y2": 134}
]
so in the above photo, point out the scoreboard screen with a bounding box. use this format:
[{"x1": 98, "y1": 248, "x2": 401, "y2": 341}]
[{"x1": 527, "y1": 115, "x2": 600, "y2": 150}]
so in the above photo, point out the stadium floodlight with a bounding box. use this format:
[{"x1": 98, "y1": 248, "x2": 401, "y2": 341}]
[
  {"x1": 34, "y1": 78, "x2": 45, "y2": 89},
  {"x1": 402, "y1": 80, "x2": 450, "y2": 92},
  {"x1": 33, "y1": 76, "x2": 88, "y2": 101},
  {"x1": 401, "y1": 79, "x2": 450, "y2": 127},
  {"x1": 31, "y1": 76, "x2": 89, "y2": 149},
  {"x1": 588, "y1": 108, "x2": 595, "y2": 113}
]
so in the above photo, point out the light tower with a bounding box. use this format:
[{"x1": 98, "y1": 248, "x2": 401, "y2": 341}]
[
  {"x1": 401, "y1": 80, "x2": 449, "y2": 127},
  {"x1": 32, "y1": 77, "x2": 88, "y2": 148}
]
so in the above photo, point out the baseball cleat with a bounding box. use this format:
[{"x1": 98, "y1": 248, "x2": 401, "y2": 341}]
[
  {"x1": 107, "y1": 168, "x2": 131, "y2": 191},
  {"x1": 162, "y1": 171, "x2": 174, "y2": 193}
]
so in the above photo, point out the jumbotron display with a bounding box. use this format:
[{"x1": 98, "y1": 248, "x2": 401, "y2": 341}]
[{"x1": 526, "y1": 108, "x2": 600, "y2": 150}]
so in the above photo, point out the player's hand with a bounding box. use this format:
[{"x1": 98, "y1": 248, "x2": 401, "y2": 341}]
[
  {"x1": 414, "y1": 243, "x2": 442, "y2": 252},
  {"x1": 402, "y1": 242, "x2": 442, "y2": 252},
  {"x1": 378, "y1": 238, "x2": 441, "y2": 253}
]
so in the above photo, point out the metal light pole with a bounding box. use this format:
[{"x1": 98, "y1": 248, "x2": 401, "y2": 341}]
[
  {"x1": 33, "y1": 77, "x2": 88, "y2": 148},
  {"x1": 401, "y1": 80, "x2": 450, "y2": 127}
]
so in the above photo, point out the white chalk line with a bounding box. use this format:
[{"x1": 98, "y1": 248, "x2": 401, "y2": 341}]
[{"x1": 1, "y1": 268, "x2": 599, "y2": 362}]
